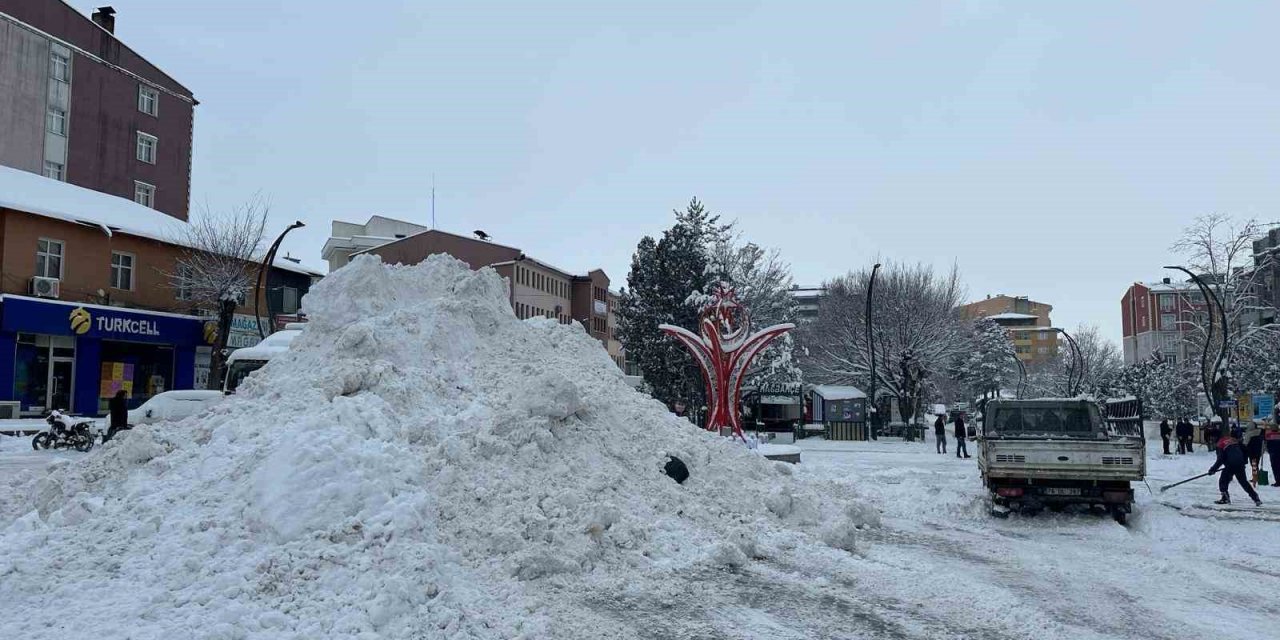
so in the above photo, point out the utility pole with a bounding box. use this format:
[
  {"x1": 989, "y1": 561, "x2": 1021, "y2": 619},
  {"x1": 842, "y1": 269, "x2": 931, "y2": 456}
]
[{"x1": 866, "y1": 263, "x2": 881, "y2": 441}]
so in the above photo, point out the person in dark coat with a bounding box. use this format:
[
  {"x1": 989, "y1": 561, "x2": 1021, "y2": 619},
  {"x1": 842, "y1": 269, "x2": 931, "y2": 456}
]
[
  {"x1": 1210, "y1": 428, "x2": 1261, "y2": 506},
  {"x1": 104, "y1": 390, "x2": 130, "y2": 442},
  {"x1": 1159, "y1": 419, "x2": 1172, "y2": 455},
  {"x1": 934, "y1": 414, "x2": 947, "y2": 454},
  {"x1": 1244, "y1": 423, "x2": 1264, "y2": 485},
  {"x1": 1175, "y1": 418, "x2": 1192, "y2": 455},
  {"x1": 1266, "y1": 423, "x2": 1280, "y2": 487},
  {"x1": 954, "y1": 414, "x2": 970, "y2": 459}
]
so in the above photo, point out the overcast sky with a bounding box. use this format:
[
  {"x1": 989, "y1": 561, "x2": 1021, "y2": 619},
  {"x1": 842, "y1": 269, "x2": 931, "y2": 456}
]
[{"x1": 83, "y1": 1, "x2": 1280, "y2": 343}]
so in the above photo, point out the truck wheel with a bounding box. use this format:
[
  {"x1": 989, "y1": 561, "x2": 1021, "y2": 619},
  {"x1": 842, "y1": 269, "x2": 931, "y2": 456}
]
[{"x1": 1111, "y1": 507, "x2": 1128, "y2": 525}]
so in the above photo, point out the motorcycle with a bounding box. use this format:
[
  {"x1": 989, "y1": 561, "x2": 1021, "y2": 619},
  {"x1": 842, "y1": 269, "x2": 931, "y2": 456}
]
[{"x1": 31, "y1": 410, "x2": 96, "y2": 452}]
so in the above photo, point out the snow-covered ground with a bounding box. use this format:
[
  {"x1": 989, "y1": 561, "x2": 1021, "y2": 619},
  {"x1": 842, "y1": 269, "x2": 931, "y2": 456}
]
[{"x1": 0, "y1": 255, "x2": 1277, "y2": 639}]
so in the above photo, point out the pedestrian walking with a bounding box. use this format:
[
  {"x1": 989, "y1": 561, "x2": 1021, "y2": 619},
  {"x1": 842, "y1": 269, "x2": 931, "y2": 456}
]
[
  {"x1": 934, "y1": 414, "x2": 947, "y2": 454},
  {"x1": 1159, "y1": 418, "x2": 1172, "y2": 455},
  {"x1": 1209, "y1": 427, "x2": 1262, "y2": 506},
  {"x1": 1266, "y1": 423, "x2": 1280, "y2": 487},
  {"x1": 954, "y1": 414, "x2": 970, "y2": 459},
  {"x1": 103, "y1": 390, "x2": 129, "y2": 443}
]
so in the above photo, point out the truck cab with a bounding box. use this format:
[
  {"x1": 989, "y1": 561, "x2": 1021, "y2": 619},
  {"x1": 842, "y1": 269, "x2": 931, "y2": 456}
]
[{"x1": 978, "y1": 399, "x2": 1146, "y2": 523}]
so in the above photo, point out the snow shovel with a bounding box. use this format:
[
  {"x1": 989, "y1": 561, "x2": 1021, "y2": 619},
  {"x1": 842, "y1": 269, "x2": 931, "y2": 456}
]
[{"x1": 1159, "y1": 472, "x2": 1214, "y2": 493}]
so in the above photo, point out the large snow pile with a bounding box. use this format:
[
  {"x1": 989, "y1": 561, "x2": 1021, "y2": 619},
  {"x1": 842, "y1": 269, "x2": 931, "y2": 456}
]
[{"x1": 0, "y1": 255, "x2": 878, "y2": 639}]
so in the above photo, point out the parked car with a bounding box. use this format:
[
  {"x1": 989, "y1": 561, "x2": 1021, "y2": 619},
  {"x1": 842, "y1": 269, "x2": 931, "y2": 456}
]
[{"x1": 127, "y1": 390, "x2": 224, "y2": 426}]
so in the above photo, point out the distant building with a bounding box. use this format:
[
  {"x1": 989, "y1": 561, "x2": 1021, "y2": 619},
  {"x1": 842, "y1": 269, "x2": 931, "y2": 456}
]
[
  {"x1": 0, "y1": 2, "x2": 197, "y2": 219},
  {"x1": 1250, "y1": 227, "x2": 1280, "y2": 326},
  {"x1": 331, "y1": 221, "x2": 621, "y2": 366},
  {"x1": 790, "y1": 286, "x2": 826, "y2": 322},
  {"x1": 321, "y1": 215, "x2": 430, "y2": 273},
  {"x1": 959, "y1": 295, "x2": 1057, "y2": 364},
  {"x1": 1121, "y1": 279, "x2": 1207, "y2": 365}
]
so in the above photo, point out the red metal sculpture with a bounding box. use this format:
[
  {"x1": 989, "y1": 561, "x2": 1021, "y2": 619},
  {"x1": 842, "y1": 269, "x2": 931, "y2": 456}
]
[{"x1": 660, "y1": 283, "x2": 795, "y2": 442}]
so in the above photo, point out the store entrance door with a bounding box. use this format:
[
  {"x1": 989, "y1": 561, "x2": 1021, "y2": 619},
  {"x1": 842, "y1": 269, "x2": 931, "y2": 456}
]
[{"x1": 48, "y1": 358, "x2": 74, "y2": 412}]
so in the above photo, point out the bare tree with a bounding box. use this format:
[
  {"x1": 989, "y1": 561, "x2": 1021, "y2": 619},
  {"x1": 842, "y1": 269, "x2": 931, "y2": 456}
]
[
  {"x1": 166, "y1": 198, "x2": 269, "y2": 389},
  {"x1": 799, "y1": 261, "x2": 966, "y2": 424},
  {"x1": 1024, "y1": 324, "x2": 1122, "y2": 398},
  {"x1": 1169, "y1": 213, "x2": 1280, "y2": 399}
]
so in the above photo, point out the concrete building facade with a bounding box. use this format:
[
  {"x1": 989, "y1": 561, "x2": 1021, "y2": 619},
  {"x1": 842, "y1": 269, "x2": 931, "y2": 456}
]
[
  {"x1": 959, "y1": 295, "x2": 1057, "y2": 364},
  {"x1": 0, "y1": 2, "x2": 195, "y2": 219}
]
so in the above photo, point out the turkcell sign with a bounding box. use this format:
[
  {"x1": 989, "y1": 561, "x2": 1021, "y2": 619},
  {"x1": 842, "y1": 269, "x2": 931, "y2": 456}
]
[{"x1": 95, "y1": 316, "x2": 161, "y2": 336}]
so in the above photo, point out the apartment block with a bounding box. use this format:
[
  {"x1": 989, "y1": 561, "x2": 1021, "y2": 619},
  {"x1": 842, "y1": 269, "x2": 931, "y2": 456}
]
[
  {"x1": 959, "y1": 295, "x2": 1057, "y2": 364},
  {"x1": 0, "y1": 2, "x2": 195, "y2": 219}
]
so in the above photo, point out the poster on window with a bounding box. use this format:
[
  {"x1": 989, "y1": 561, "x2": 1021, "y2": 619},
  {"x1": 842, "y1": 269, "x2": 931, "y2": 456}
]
[{"x1": 98, "y1": 361, "x2": 135, "y2": 398}]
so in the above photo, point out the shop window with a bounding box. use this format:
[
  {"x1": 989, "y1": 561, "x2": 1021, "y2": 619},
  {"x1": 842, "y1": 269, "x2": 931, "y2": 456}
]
[
  {"x1": 282, "y1": 286, "x2": 299, "y2": 314},
  {"x1": 37, "y1": 238, "x2": 64, "y2": 279},
  {"x1": 111, "y1": 252, "x2": 135, "y2": 290},
  {"x1": 98, "y1": 341, "x2": 174, "y2": 412}
]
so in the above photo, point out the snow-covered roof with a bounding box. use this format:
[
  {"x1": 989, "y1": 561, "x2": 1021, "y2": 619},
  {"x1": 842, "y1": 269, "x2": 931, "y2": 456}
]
[
  {"x1": 0, "y1": 165, "x2": 323, "y2": 276},
  {"x1": 809, "y1": 384, "x2": 866, "y2": 400},
  {"x1": 1142, "y1": 281, "x2": 1199, "y2": 292},
  {"x1": 985, "y1": 312, "x2": 1039, "y2": 320}
]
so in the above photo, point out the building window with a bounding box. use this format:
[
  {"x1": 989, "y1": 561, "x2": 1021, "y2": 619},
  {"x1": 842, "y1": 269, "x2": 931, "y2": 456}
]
[
  {"x1": 111, "y1": 252, "x2": 135, "y2": 290},
  {"x1": 46, "y1": 107, "x2": 67, "y2": 135},
  {"x1": 43, "y1": 161, "x2": 64, "y2": 181},
  {"x1": 175, "y1": 265, "x2": 193, "y2": 300},
  {"x1": 1159, "y1": 295, "x2": 1175, "y2": 312},
  {"x1": 134, "y1": 181, "x2": 156, "y2": 208},
  {"x1": 50, "y1": 51, "x2": 70, "y2": 82},
  {"x1": 1160, "y1": 313, "x2": 1176, "y2": 331},
  {"x1": 138, "y1": 85, "x2": 158, "y2": 116},
  {"x1": 136, "y1": 132, "x2": 157, "y2": 164},
  {"x1": 282, "y1": 287, "x2": 299, "y2": 314},
  {"x1": 37, "y1": 238, "x2": 64, "y2": 279}
]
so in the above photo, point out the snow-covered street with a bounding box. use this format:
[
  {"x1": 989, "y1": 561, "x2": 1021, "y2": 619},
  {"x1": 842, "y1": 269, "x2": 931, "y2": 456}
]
[
  {"x1": 3, "y1": 427, "x2": 1277, "y2": 639},
  {"x1": 794, "y1": 433, "x2": 1280, "y2": 639}
]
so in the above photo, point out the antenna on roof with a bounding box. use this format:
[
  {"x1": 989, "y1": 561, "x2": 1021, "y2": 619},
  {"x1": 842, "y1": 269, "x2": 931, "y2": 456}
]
[{"x1": 431, "y1": 173, "x2": 436, "y2": 230}]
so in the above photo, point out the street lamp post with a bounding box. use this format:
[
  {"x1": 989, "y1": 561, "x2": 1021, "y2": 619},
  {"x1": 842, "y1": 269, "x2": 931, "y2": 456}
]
[
  {"x1": 255, "y1": 221, "x2": 306, "y2": 339},
  {"x1": 1164, "y1": 265, "x2": 1231, "y2": 422},
  {"x1": 866, "y1": 263, "x2": 881, "y2": 441},
  {"x1": 1056, "y1": 327, "x2": 1084, "y2": 396}
]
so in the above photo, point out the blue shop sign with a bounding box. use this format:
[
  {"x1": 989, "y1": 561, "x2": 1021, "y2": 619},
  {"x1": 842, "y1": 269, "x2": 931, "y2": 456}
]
[{"x1": 1, "y1": 295, "x2": 209, "y2": 347}]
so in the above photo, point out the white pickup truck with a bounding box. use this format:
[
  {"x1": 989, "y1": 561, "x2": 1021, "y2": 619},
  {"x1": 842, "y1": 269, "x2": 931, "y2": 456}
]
[{"x1": 978, "y1": 399, "x2": 1146, "y2": 524}]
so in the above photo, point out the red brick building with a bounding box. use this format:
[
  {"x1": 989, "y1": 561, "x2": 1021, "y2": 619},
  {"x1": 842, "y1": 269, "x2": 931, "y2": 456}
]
[
  {"x1": 0, "y1": 2, "x2": 196, "y2": 219},
  {"x1": 1120, "y1": 279, "x2": 1207, "y2": 365}
]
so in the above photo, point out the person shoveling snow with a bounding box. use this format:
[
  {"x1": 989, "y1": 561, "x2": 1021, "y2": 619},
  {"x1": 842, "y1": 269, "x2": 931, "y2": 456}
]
[{"x1": 1210, "y1": 426, "x2": 1262, "y2": 507}]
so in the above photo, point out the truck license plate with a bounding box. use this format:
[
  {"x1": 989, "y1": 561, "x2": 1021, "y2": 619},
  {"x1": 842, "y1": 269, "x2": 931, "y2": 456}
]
[{"x1": 1044, "y1": 488, "x2": 1081, "y2": 496}]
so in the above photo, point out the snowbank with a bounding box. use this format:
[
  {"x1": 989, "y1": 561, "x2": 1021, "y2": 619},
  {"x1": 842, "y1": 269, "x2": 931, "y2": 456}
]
[{"x1": 0, "y1": 255, "x2": 876, "y2": 639}]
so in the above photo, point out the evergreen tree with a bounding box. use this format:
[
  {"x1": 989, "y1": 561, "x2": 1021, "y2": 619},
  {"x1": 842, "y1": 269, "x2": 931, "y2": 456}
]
[
  {"x1": 616, "y1": 199, "x2": 724, "y2": 411},
  {"x1": 951, "y1": 318, "x2": 1017, "y2": 401}
]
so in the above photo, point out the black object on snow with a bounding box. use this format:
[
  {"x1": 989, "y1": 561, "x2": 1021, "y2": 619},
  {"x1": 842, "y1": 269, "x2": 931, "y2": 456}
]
[{"x1": 665, "y1": 456, "x2": 689, "y2": 484}]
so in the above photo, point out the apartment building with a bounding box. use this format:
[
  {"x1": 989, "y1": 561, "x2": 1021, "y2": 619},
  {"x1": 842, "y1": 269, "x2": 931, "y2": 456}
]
[
  {"x1": 959, "y1": 295, "x2": 1057, "y2": 364},
  {"x1": 0, "y1": 2, "x2": 195, "y2": 219},
  {"x1": 0, "y1": 165, "x2": 318, "y2": 416},
  {"x1": 1120, "y1": 279, "x2": 1207, "y2": 365},
  {"x1": 340, "y1": 224, "x2": 619, "y2": 355}
]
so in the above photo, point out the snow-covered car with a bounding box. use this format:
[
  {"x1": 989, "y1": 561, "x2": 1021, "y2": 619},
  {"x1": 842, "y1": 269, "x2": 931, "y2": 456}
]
[{"x1": 127, "y1": 390, "x2": 224, "y2": 426}]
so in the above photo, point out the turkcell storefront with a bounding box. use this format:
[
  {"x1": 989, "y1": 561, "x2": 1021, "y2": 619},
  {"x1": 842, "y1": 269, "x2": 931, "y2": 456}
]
[{"x1": 0, "y1": 295, "x2": 212, "y2": 416}]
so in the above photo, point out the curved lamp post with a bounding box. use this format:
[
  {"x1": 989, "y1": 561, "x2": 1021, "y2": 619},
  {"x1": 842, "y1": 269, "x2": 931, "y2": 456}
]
[
  {"x1": 1056, "y1": 327, "x2": 1084, "y2": 397},
  {"x1": 255, "y1": 221, "x2": 306, "y2": 339},
  {"x1": 866, "y1": 263, "x2": 881, "y2": 440},
  {"x1": 1164, "y1": 265, "x2": 1230, "y2": 420}
]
